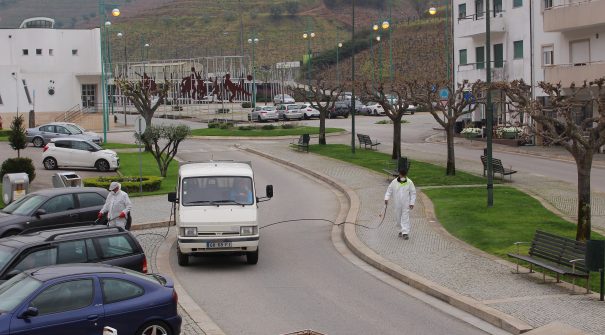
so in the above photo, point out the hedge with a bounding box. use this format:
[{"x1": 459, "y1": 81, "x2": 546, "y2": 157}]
[{"x1": 83, "y1": 176, "x2": 162, "y2": 193}]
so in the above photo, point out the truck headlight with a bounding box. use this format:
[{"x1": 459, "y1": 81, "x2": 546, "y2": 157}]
[
  {"x1": 181, "y1": 227, "x2": 197, "y2": 237},
  {"x1": 240, "y1": 226, "x2": 258, "y2": 236}
]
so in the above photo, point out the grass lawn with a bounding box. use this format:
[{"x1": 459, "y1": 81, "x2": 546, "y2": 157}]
[
  {"x1": 309, "y1": 144, "x2": 487, "y2": 186},
  {"x1": 191, "y1": 126, "x2": 344, "y2": 137},
  {"x1": 117, "y1": 152, "x2": 178, "y2": 197},
  {"x1": 102, "y1": 142, "x2": 140, "y2": 149}
]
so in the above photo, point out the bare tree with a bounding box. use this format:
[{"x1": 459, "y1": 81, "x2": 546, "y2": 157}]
[
  {"x1": 499, "y1": 79, "x2": 605, "y2": 240},
  {"x1": 411, "y1": 80, "x2": 486, "y2": 175},
  {"x1": 115, "y1": 76, "x2": 170, "y2": 129},
  {"x1": 410, "y1": 0, "x2": 431, "y2": 17}
]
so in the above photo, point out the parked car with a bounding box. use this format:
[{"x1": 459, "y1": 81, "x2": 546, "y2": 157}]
[
  {"x1": 0, "y1": 225, "x2": 146, "y2": 281},
  {"x1": 273, "y1": 94, "x2": 295, "y2": 105},
  {"x1": 62, "y1": 123, "x2": 103, "y2": 143},
  {"x1": 248, "y1": 106, "x2": 279, "y2": 122},
  {"x1": 362, "y1": 102, "x2": 386, "y2": 116},
  {"x1": 299, "y1": 103, "x2": 321, "y2": 119},
  {"x1": 0, "y1": 187, "x2": 109, "y2": 237},
  {"x1": 26, "y1": 122, "x2": 101, "y2": 148},
  {"x1": 0, "y1": 264, "x2": 181, "y2": 335},
  {"x1": 276, "y1": 104, "x2": 304, "y2": 120},
  {"x1": 42, "y1": 138, "x2": 119, "y2": 172},
  {"x1": 328, "y1": 105, "x2": 350, "y2": 119}
]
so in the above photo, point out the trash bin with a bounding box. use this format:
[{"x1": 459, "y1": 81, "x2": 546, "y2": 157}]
[
  {"x1": 2, "y1": 173, "x2": 30, "y2": 204},
  {"x1": 586, "y1": 240, "x2": 605, "y2": 271},
  {"x1": 52, "y1": 172, "x2": 82, "y2": 188}
]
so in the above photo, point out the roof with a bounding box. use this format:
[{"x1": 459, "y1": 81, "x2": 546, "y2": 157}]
[
  {"x1": 179, "y1": 161, "x2": 253, "y2": 178},
  {"x1": 26, "y1": 263, "x2": 124, "y2": 281},
  {"x1": 26, "y1": 187, "x2": 107, "y2": 197},
  {"x1": 0, "y1": 225, "x2": 123, "y2": 249}
]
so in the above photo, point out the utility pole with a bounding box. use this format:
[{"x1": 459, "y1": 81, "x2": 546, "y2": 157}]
[
  {"x1": 351, "y1": 0, "x2": 356, "y2": 154},
  {"x1": 486, "y1": 0, "x2": 494, "y2": 207}
]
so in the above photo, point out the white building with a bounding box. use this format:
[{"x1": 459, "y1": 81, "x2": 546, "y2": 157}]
[
  {"x1": 452, "y1": 0, "x2": 605, "y2": 125},
  {"x1": 0, "y1": 18, "x2": 101, "y2": 125}
]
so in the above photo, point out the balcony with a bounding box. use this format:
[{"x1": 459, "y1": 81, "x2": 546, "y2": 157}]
[
  {"x1": 457, "y1": 62, "x2": 507, "y2": 83},
  {"x1": 544, "y1": 61, "x2": 605, "y2": 87},
  {"x1": 455, "y1": 12, "x2": 506, "y2": 39},
  {"x1": 544, "y1": 0, "x2": 605, "y2": 32}
]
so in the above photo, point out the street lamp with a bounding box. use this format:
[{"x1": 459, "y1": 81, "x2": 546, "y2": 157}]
[
  {"x1": 337, "y1": 41, "x2": 343, "y2": 86},
  {"x1": 302, "y1": 31, "x2": 315, "y2": 92},
  {"x1": 98, "y1": 0, "x2": 120, "y2": 143},
  {"x1": 376, "y1": 35, "x2": 383, "y2": 82},
  {"x1": 248, "y1": 36, "x2": 259, "y2": 108},
  {"x1": 351, "y1": 0, "x2": 357, "y2": 154},
  {"x1": 117, "y1": 32, "x2": 128, "y2": 126},
  {"x1": 104, "y1": 21, "x2": 115, "y2": 119},
  {"x1": 371, "y1": 23, "x2": 378, "y2": 86}
]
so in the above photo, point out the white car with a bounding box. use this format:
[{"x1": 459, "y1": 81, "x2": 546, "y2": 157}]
[
  {"x1": 299, "y1": 103, "x2": 321, "y2": 119},
  {"x1": 273, "y1": 94, "x2": 295, "y2": 105},
  {"x1": 363, "y1": 102, "x2": 385, "y2": 116},
  {"x1": 276, "y1": 104, "x2": 304, "y2": 120},
  {"x1": 42, "y1": 138, "x2": 119, "y2": 172},
  {"x1": 248, "y1": 106, "x2": 279, "y2": 122}
]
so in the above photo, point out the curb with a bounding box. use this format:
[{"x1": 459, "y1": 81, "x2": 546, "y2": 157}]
[
  {"x1": 243, "y1": 147, "x2": 533, "y2": 335},
  {"x1": 190, "y1": 131, "x2": 348, "y2": 141}
]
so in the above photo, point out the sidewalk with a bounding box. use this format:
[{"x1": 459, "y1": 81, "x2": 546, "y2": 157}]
[{"x1": 131, "y1": 136, "x2": 605, "y2": 335}]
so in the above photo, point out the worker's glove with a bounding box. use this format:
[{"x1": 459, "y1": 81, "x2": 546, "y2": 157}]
[
  {"x1": 119, "y1": 212, "x2": 126, "y2": 218},
  {"x1": 98, "y1": 212, "x2": 104, "y2": 219}
]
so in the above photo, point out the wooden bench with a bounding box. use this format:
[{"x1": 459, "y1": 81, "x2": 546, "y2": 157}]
[
  {"x1": 382, "y1": 158, "x2": 411, "y2": 180},
  {"x1": 480, "y1": 155, "x2": 517, "y2": 180},
  {"x1": 507, "y1": 230, "x2": 589, "y2": 293},
  {"x1": 291, "y1": 134, "x2": 310, "y2": 152},
  {"x1": 357, "y1": 133, "x2": 381, "y2": 150}
]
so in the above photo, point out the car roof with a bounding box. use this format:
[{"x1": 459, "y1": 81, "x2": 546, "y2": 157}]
[
  {"x1": 179, "y1": 161, "x2": 253, "y2": 178},
  {"x1": 26, "y1": 187, "x2": 107, "y2": 197},
  {"x1": 26, "y1": 263, "x2": 126, "y2": 281},
  {"x1": 50, "y1": 137, "x2": 91, "y2": 143},
  {"x1": 0, "y1": 225, "x2": 124, "y2": 249}
]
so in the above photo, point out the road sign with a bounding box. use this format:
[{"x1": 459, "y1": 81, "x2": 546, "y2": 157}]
[
  {"x1": 440, "y1": 100, "x2": 448, "y2": 107},
  {"x1": 134, "y1": 116, "x2": 146, "y2": 134},
  {"x1": 463, "y1": 91, "x2": 475, "y2": 102},
  {"x1": 439, "y1": 88, "x2": 449, "y2": 100}
]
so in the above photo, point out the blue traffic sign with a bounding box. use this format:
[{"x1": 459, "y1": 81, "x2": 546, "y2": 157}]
[
  {"x1": 463, "y1": 91, "x2": 475, "y2": 102},
  {"x1": 439, "y1": 88, "x2": 449, "y2": 100}
]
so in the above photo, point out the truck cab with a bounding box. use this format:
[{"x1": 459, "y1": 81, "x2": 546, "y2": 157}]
[{"x1": 167, "y1": 161, "x2": 273, "y2": 266}]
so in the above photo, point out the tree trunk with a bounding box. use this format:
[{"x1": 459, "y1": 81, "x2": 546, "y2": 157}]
[
  {"x1": 446, "y1": 122, "x2": 456, "y2": 176},
  {"x1": 576, "y1": 154, "x2": 593, "y2": 240},
  {"x1": 319, "y1": 115, "x2": 326, "y2": 145},
  {"x1": 392, "y1": 117, "x2": 402, "y2": 159}
]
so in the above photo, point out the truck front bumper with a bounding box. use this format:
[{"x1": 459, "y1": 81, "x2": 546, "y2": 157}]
[{"x1": 178, "y1": 235, "x2": 259, "y2": 254}]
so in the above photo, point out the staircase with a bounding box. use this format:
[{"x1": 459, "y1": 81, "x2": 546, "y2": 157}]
[
  {"x1": 55, "y1": 104, "x2": 83, "y2": 123},
  {"x1": 54, "y1": 104, "x2": 104, "y2": 131}
]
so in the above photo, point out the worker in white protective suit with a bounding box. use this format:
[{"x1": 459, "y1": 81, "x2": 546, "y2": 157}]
[
  {"x1": 383, "y1": 167, "x2": 416, "y2": 240},
  {"x1": 99, "y1": 182, "x2": 132, "y2": 229}
]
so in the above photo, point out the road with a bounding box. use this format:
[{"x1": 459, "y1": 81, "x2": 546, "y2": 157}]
[{"x1": 172, "y1": 143, "x2": 496, "y2": 335}]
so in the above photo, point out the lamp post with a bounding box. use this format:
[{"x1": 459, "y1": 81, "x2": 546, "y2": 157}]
[
  {"x1": 302, "y1": 30, "x2": 315, "y2": 92},
  {"x1": 377, "y1": 35, "x2": 383, "y2": 83},
  {"x1": 380, "y1": 19, "x2": 391, "y2": 81},
  {"x1": 98, "y1": 1, "x2": 120, "y2": 143},
  {"x1": 337, "y1": 41, "x2": 343, "y2": 86},
  {"x1": 117, "y1": 32, "x2": 127, "y2": 126},
  {"x1": 351, "y1": 0, "x2": 356, "y2": 154},
  {"x1": 248, "y1": 35, "x2": 259, "y2": 107},
  {"x1": 371, "y1": 23, "x2": 378, "y2": 87},
  {"x1": 485, "y1": 0, "x2": 494, "y2": 207},
  {"x1": 104, "y1": 21, "x2": 115, "y2": 120}
]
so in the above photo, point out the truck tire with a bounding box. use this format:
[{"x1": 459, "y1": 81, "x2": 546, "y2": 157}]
[
  {"x1": 246, "y1": 248, "x2": 259, "y2": 265},
  {"x1": 177, "y1": 248, "x2": 189, "y2": 266}
]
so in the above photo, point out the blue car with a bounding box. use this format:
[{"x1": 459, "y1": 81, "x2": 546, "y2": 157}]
[{"x1": 0, "y1": 264, "x2": 181, "y2": 335}]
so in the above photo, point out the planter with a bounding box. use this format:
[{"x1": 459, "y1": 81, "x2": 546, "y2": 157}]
[{"x1": 501, "y1": 132, "x2": 518, "y2": 139}]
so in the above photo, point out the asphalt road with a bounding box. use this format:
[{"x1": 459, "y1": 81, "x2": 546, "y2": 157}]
[{"x1": 172, "y1": 144, "x2": 492, "y2": 335}]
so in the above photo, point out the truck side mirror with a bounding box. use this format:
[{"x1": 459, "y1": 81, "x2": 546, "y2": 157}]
[
  {"x1": 266, "y1": 185, "x2": 273, "y2": 198},
  {"x1": 167, "y1": 192, "x2": 177, "y2": 203}
]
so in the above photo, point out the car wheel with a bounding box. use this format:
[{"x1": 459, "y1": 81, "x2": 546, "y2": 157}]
[
  {"x1": 246, "y1": 247, "x2": 259, "y2": 265},
  {"x1": 137, "y1": 320, "x2": 172, "y2": 335},
  {"x1": 177, "y1": 248, "x2": 189, "y2": 266},
  {"x1": 373, "y1": 110, "x2": 378, "y2": 116},
  {"x1": 258, "y1": 115, "x2": 262, "y2": 122},
  {"x1": 248, "y1": 115, "x2": 252, "y2": 121},
  {"x1": 303, "y1": 114, "x2": 309, "y2": 120},
  {"x1": 344, "y1": 113, "x2": 349, "y2": 118},
  {"x1": 32, "y1": 137, "x2": 44, "y2": 147},
  {"x1": 43, "y1": 157, "x2": 58, "y2": 170},
  {"x1": 95, "y1": 159, "x2": 110, "y2": 172},
  {"x1": 2, "y1": 229, "x2": 22, "y2": 238}
]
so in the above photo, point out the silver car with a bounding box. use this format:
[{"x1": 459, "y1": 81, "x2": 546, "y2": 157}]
[
  {"x1": 299, "y1": 103, "x2": 321, "y2": 119},
  {"x1": 273, "y1": 94, "x2": 295, "y2": 105},
  {"x1": 276, "y1": 104, "x2": 304, "y2": 121},
  {"x1": 248, "y1": 106, "x2": 279, "y2": 122},
  {"x1": 26, "y1": 122, "x2": 102, "y2": 147}
]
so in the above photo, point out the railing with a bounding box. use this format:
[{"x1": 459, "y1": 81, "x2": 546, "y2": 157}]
[
  {"x1": 55, "y1": 104, "x2": 82, "y2": 122},
  {"x1": 457, "y1": 10, "x2": 505, "y2": 22},
  {"x1": 544, "y1": 0, "x2": 601, "y2": 10},
  {"x1": 458, "y1": 60, "x2": 507, "y2": 71}
]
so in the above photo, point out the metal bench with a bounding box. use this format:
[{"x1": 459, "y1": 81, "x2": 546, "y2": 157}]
[
  {"x1": 507, "y1": 230, "x2": 589, "y2": 293},
  {"x1": 291, "y1": 134, "x2": 310, "y2": 152},
  {"x1": 480, "y1": 155, "x2": 517, "y2": 180},
  {"x1": 356, "y1": 133, "x2": 380, "y2": 150}
]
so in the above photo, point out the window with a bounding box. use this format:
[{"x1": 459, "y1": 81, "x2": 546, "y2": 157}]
[
  {"x1": 493, "y1": 0, "x2": 502, "y2": 15},
  {"x1": 513, "y1": 0, "x2": 523, "y2": 8},
  {"x1": 49, "y1": 49, "x2": 54, "y2": 56},
  {"x1": 475, "y1": 0, "x2": 484, "y2": 18},
  {"x1": 458, "y1": 3, "x2": 467, "y2": 18},
  {"x1": 475, "y1": 46, "x2": 485, "y2": 69},
  {"x1": 513, "y1": 40, "x2": 524, "y2": 59},
  {"x1": 0, "y1": 92, "x2": 3, "y2": 105},
  {"x1": 22, "y1": 49, "x2": 28, "y2": 56},
  {"x1": 40, "y1": 194, "x2": 76, "y2": 213},
  {"x1": 542, "y1": 45, "x2": 554, "y2": 66},
  {"x1": 544, "y1": 0, "x2": 553, "y2": 9},
  {"x1": 22, "y1": 80, "x2": 32, "y2": 104},
  {"x1": 72, "y1": 49, "x2": 78, "y2": 56},
  {"x1": 459, "y1": 49, "x2": 468, "y2": 65},
  {"x1": 56, "y1": 240, "x2": 87, "y2": 264},
  {"x1": 55, "y1": 126, "x2": 71, "y2": 135},
  {"x1": 96, "y1": 235, "x2": 135, "y2": 258},
  {"x1": 86, "y1": 239, "x2": 99, "y2": 261},
  {"x1": 54, "y1": 140, "x2": 71, "y2": 148},
  {"x1": 494, "y1": 43, "x2": 504, "y2": 68},
  {"x1": 36, "y1": 49, "x2": 42, "y2": 55},
  {"x1": 13, "y1": 248, "x2": 57, "y2": 272},
  {"x1": 30, "y1": 279, "x2": 93, "y2": 315},
  {"x1": 101, "y1": 278, "x2": 144, "y2": 304},
  {"x1": 72, "y1": 141, "x2": 93, "y2": 151},
  {"x1": 78, "y1": 193, "x2": 105, "y2": 208},
  {"x1": 40, "y1": 125, "x2": 55, "y2": 133}
]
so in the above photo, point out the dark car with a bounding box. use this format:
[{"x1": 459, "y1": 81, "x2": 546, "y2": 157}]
[
  {"x1": 328, "y1": 104, "x2": 350, "y2": 119},
  {"x1": 0, "y1": 225, "x2": 147, "y2": 281},
  {"x1": 0, "y1": 264, "x2": 181, "y2": 335},
  {"x1": 0, "y1": 187, "x2": 109, "y2": 237}
]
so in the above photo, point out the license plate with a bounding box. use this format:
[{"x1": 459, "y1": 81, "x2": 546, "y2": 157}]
[{"x1": 207, "y1": 241, "x2": 232, "y2": 248}]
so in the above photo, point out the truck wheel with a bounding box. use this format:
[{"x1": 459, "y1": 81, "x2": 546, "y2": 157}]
[
  {"x1": 177, "y1": 249, "x2": 189, "y2": 266},
  {"x1": 246, "y1": 248, "x2": 259, "y2": 265}
]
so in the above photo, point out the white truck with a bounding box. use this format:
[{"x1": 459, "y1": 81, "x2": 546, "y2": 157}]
[{"x1": 167, "y1": 161, "x2": 273, "y2": 266}]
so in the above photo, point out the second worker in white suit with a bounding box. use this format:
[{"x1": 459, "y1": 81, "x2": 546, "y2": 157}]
[
  {"x1": 384, "y1": 166, "x2": 416, "y2": 240},
  {"x1": 98, "y1": 182, "x2": 132, "y2": 229}
]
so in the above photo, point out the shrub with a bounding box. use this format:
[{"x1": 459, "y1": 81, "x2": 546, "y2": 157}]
[
  {"x1": 238, "y1": 125, "x2": 255, "y2": 131},
  {"x1": 281, "y1": 123, "x2": 295, "y2": 129},
  {"x1": 219, "y1": 122, "x2": 232, "y2": 129},
  {"x1": 83, "y1": 176, "x2": 162, "y2": 193},
  {"x1": 208, "y1": 122, "x2": 220, "y2": 128},
  {"x1": 0, "y1": 157, "x2": 36, "y2": 182},
  {"x1": 241, "y1": 102, "x2": 252, "y2": 108},
  {"x1": 261, "y1": 124, "x2": 276, "y2": 130},
  {"x1": 8, "y1": 115, "x2": 27, "y2": 157}
]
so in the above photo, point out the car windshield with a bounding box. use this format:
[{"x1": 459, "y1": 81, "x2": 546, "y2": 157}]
[
  {"x1": 0, "y1": 273, "x2": 42, "y2": 313},
  {"x1": 89, "y1": 142, "x2": 103, "y2": 150},
  {"x1": 262, "y1": 107, "x2": 275, "y2": 111},
  {"x1": 181, "y1": 176, "x2": 254, "y2": 206},
  {"x1": 1, "y1": 195, "x2": 47, "y2": 215},
  {"x1": 65, "y1": 124, "x2": 83, "y2": 134},
  {"x1": 0, "y1": 245, "x2": 16, "y2": 273}
]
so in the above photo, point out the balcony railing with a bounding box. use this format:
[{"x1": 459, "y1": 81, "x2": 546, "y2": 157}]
[
  {"x1": 455, "y1": 11, "x2": 506, "y2": 38},
  {"x1": 457, "y1": 61, "x2": 508, "y2": 82},
  {"x1": 544, "y1": 61, "x2": 605, "y2": 87},
  {"x1": 544, "y1": 0, "x2": 605, "y2": 32}
]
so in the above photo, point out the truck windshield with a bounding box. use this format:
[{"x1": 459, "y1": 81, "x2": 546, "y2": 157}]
[{"x1": 181, "y1": 176, "x2": 254, "y2": 206}]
